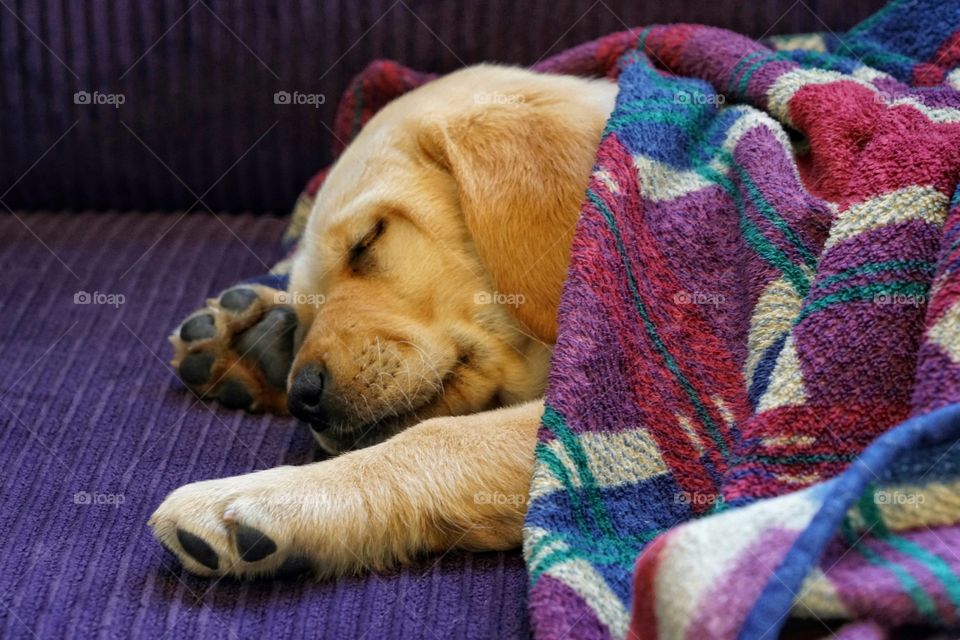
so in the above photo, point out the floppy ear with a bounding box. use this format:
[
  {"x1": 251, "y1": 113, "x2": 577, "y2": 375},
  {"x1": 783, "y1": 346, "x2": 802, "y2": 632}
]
[{"x1": 418, "y1": 78, "x2": 612, "y2": 343}]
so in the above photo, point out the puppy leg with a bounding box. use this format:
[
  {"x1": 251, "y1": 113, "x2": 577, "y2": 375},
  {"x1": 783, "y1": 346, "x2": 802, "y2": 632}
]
[
  {"x1": 149, "y1": 400, "x2": 542, "y2": 579},
  {"x1": 170, "y1": 284, "x2": 298, "y2": 413}
]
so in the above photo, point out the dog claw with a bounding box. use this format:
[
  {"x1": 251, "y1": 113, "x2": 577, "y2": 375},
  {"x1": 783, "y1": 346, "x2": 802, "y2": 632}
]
[
  {"x1": 176, "y1": 528, "x2": 219, "y2": 570},
  {"x1": 235, "y1": 524, "x2": 277, "y2": 562}
]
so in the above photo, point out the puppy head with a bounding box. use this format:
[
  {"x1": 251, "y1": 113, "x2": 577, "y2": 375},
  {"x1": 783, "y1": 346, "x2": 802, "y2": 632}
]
[{"x1": 286, "y1": 66, "x2": 614, "y2": 453}]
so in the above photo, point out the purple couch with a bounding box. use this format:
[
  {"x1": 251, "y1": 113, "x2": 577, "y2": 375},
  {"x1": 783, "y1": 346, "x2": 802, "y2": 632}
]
[{"x1": 0, "y1": 1, "x2": 885, "y2": 638}]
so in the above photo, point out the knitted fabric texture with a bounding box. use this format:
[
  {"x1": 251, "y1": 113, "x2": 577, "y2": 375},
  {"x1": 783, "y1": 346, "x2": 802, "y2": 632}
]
[
  {"x1": 522, "y1": 3, "x2": 960, "y2": 639},
  {"x1": 277, "y1": 1, "x2": 960, "y2": 638}
]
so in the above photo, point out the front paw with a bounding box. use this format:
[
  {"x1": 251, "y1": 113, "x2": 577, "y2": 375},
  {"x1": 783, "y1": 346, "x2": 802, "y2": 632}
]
[
  {"x1": 149, "y1": 469, "x2": 320, "y2": 580},
  {"x1": 170, "y1": 285, "x2": 297, "y2": 413}
]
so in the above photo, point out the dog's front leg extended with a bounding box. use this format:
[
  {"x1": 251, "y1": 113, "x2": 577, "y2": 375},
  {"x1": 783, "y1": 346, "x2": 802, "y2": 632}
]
[{"x1": 149, "y1": 400, "x2": 542, "y2": 579}]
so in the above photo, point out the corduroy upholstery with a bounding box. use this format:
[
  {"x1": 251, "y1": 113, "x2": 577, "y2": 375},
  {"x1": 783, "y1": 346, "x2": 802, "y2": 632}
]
[
  {"x1": 1, "y1": 0, "x2": 885, "y2": 214},
  {"x1": 0, "y1": 212, "x2": 531, "y2": 638}
]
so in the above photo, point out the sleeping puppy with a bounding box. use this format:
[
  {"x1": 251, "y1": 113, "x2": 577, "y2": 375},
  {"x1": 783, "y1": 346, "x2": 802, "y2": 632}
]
[{"x1": 150, "y1": 65, "x2": 617, "y2": 578}]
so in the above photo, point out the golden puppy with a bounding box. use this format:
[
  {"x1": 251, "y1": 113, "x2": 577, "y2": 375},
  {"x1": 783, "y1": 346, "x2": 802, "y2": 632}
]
[{"x1": 151, "y1": 65, "x2": 617, "y2": 578}]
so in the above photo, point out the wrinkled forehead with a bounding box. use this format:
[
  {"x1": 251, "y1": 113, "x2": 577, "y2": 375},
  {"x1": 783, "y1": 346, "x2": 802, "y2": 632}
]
[
  {"x1": 310, "y1": 146, "x2": 421, "y2": 227},
  {"x1": 310, "y1": 191, "x2": 388, "y2": 233}
]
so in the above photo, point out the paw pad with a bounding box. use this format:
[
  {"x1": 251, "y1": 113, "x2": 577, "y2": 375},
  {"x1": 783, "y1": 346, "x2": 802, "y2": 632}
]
[
  {"x1": 179, "y1": 352, "x2": 215, "y2": 385},
  {"x1": 234, "y1": 307, "x2": 298, "y2": 388},
  {"x1": 176, "y1": 528, "x2": 219, "y2": 570},
  {"x1": 179, "y1": 313, "x2": 217, "y2": 341},
  {"x1": 218, "y1": 379, "x2": 254, "y2": 410},
  {"x1": 235, "y1": 524, "x2": 277, "y2": 562},
  {"x1": 220, "y1": 287, "x2": 259, "y2": 311}
]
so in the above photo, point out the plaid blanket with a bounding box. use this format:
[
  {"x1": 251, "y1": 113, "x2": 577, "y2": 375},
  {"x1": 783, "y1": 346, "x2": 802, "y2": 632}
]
[
  {"x1": 524, "y1": 3, "x2": 960, "y2": 639},
  {"x1": 278, "y1": 1, "x2": 960, "y2": 638}
]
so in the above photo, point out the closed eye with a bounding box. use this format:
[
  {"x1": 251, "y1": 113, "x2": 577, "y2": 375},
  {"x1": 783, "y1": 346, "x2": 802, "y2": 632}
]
[{"x1": 349, "y1": 218, "x2": 386, "y2": 271}]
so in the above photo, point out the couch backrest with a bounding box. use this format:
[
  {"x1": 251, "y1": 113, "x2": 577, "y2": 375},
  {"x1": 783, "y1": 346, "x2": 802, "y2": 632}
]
[{"x1": 0, "y1": 0, "x2": 886, "y2": 214}]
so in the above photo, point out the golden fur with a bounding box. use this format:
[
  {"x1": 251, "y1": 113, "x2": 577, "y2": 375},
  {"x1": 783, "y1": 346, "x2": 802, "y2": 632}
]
[{"x1": 151, "y1": 65, "x2": 617, "y2": 578}]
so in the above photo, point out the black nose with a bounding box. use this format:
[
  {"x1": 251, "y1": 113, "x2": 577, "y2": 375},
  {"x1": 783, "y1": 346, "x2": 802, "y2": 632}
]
[{"x1": 287, "y1": 365, "x2": 328, "y2": 429}]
